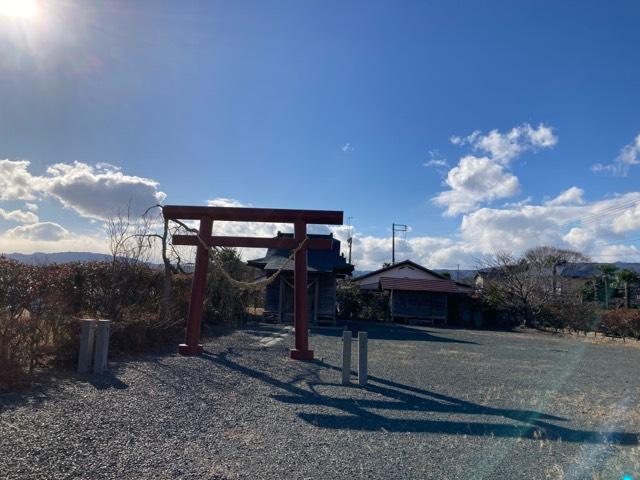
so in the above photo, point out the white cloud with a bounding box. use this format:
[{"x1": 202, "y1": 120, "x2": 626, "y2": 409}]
[
  {"x1": 0, "y1": 224, "x2": 107, "y2": 255},
  {"x1": 0, "y1": 208, "x2": 38, "y2": 224},
  {"x1": 592, "y1": 133, "x2": 640, "y2": 176},
  {"x1": 0, "y1": 160, "x2": 40, "y2": 201},
  {"x1": 434, "y1": 156, "x2": 520, "y2": 215},
  {"x1": 451, "y1": 123, "x2": 557, "y2": 165},
  {"x1": 458, "y1": 192, "x2": 640, "y2": 256},
  {"x1": 619, "y1": 133, "x2": 640, "y2": 165},
  {"x1": 343, "y1": 233, "x2": 476, "y2": 271},
  {"x1": 459, "y1": 206, "x2": 567, "y2": 253},
  {"x1": 597, "y1": 243, "x2": 640, "y2": 261},
  {"x1": 4, "y1": 222, "x2": 70, "y2": 241},
  {"x1": 25, "y1": 203, "x2": 39, "y2": 212},
  {"x1": 425, "y1": 158, "x2": 448, "y2": 168},
  {"x1": 207, "y1": 198, "x2": 247, "y2": 208},
  {"x1": 341, "y1": 143, "x2": 354, "y2": 152},
  {"x1": 436, "y1": 123, "x2": 557, "y2": 215},
  {"x1": 545, "y1": 186, "x2": 585, "y2": 206},
  {"x1": 345, "y1": 189, "x2": 640, "y2": 270},
  {"x1": 44, "y1": 161, "x2": 166, "y2": 220},
  {"x1": 0, "y1": 159, "x2": 166, "y2": 221},
  {"x1": 610, "y1": 201, "x2": 640, "y2": 234},
  {"x1": 424, "y1": 150, "x2": 449, "y2": 169},
  {"x1": 563, "y1": 227, "x2": 593, "y2": 251}
]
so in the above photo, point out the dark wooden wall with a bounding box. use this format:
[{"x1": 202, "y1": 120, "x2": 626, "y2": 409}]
[
  {"x1": 390, "y1": 290, "x2": 447, "y2": 323},
  {"x1": 263, "y1": 272, "x2": 337, "y2": 325}
]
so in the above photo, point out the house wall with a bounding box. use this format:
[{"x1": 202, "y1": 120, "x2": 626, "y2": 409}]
[{"x1": 356, "y1": 264, "x2": 442, "y2": 291}]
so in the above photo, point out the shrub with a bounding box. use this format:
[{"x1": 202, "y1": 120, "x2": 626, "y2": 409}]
[
  {"x1": 0, "y1": 257, "x2": 196, "y2": 390},
  {"x1": 0, "y1": 260, "x2": 78, "y2": 388},
  {"x1": 336, "y1": 279, "x2": 388, "y2": 321},
  {"x1": 336, "y1": 280, "x2": 362, "y2": 319},
  {"x1": 542, "y1": 302, "x2": 600, "y2": 335},
  {"x1": 204, "y1": 248, "x2": 259, "y2": 327},
  {"x1": 601, "y1": 309, "x2": 640, "y2": 340}
]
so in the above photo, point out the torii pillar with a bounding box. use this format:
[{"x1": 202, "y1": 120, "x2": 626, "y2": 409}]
[
  {"x1": 292, "y1": 219, "x2": 311, "y2": 359},
  {"x1": 163, "y1": 205, "x2": 344, "y2": 361}
]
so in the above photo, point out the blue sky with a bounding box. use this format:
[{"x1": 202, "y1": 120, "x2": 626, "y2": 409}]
[{"x1": 1, "y1": 0, "x2": 639, "y2": 269}]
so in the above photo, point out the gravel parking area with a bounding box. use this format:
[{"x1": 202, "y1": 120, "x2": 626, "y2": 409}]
[{"x1": 2, "y1": 322, "x2": 640, "y2": 479}]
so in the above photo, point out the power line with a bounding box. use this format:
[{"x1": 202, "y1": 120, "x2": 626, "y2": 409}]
[{"x1": 561, "y1": 197, "x2": 640, "y2": 227}]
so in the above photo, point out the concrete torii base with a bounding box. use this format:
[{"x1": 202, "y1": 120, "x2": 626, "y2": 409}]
[
  {"x1": 290, "y1": 349, "x2": 314, "y2": 361},
  {"x1": 178, "y1": 343, "x2": 204, "y2": 356}
]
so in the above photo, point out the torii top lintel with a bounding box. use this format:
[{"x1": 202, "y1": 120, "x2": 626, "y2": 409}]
[{"x1": 163, "y1": 205, "x2": 343, "y2": 225}]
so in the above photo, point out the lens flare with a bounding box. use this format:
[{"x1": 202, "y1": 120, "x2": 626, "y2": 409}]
[{"x1": 0, "y1": 0, "x2": 39, "y2": 19}]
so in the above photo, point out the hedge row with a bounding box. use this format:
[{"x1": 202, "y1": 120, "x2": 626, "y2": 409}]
[
  {"x1": 0, "y1": 258, "x2": 191, "y2": 390},
  {"x1": 540, "y1": 302, "x2": 640, "y2": 340}
]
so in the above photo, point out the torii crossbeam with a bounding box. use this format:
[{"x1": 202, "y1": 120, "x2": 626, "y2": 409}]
[{"x1": 163, "y1": 205, "x2": 344, "y2": 360}]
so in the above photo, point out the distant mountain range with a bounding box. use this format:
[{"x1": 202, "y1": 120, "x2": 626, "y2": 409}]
[{"x1": 2, "y1": 251, "x2": 113, "y2": 265}]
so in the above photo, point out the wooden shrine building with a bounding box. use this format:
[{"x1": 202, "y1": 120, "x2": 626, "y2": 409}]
[{"x1": 248, "y1": 232, "x2": 353, "y2": 325}]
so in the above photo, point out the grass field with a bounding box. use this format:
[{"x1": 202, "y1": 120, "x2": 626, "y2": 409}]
[{"x1": 1, "y1": 322, "x2": 639, "y2": 479}]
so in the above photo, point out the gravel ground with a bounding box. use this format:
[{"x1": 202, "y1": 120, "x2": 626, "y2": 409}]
[{"x1": 2, "y1": 322, "x2": 640, "y2": 480}]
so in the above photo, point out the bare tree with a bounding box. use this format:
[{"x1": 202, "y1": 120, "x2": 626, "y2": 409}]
[
  {"x1": 523, "y1": 246, "x2": 590, "y2": 300},
  {"x1": 105, "y1": 203, "x2": 189, "y2": 323},
  {"x1": 523, "y1": 246, "x2": 590, "y2": 266},
  {"x1": 477, "y1": 247, "x2": 589, "y2": 327},
  {"x1": 105, "y1": 201, "x2": 155, "y2": 266}
]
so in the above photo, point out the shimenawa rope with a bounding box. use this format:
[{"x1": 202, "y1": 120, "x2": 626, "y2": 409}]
[{"x1": 168, "y1": 217, "x2": 308, "y2": 292}]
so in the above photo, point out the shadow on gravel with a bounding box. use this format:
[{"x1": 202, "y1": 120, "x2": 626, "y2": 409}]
[
  {"x1": 0, "y1": 369, "x2": 129, "y2": 413},
  {"x1": 201, "y1": 349, "x2": 638, "y2": 446},
  {"x1": 0, "y1": 386, "x2": 55, "y2": 413},
  {"x1": 88, "y1": 373, "x2": 129, "y2": 390},
  {"x1": 313, "y1": 323, "x2": 479, "y2": 345}
]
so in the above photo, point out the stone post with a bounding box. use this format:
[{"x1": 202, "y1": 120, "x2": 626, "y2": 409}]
[
  {"x1": 342, "y1": 330, "x2": 352, "y2": 385},
  {"x1": 77, "y1": 319, "x2": 96, "y2": 374},
  {"x1": 93, "y1": 319, "x2": 111, "y2": 374},
  {"x1": 358, "y1": 331, "x2": 368, "y2": 386}
]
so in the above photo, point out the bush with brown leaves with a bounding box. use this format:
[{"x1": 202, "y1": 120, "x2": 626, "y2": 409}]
[
  {"x1": 0, "y1": 258, "x2": 192, "y2": 390},
  {"x1": 601, "y1": 309, "x2": 640, "y2": 340}
]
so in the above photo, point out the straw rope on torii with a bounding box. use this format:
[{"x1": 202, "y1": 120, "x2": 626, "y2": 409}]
[
  {"x1": 161, "y1": 204, "x2": 344, "y2": 360},
  {"x1": 168, "y1": 216, "x2": 308, "y2": 293}
]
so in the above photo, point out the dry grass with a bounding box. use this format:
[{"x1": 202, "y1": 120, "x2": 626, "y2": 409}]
[{"x1": 538, "y1": 327, "x2": 640, "y2": 349}]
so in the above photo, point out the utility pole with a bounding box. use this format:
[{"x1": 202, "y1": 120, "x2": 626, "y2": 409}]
[
  {"x1": 392, "y1": 223, "x2": 408, "y2": 264},
  {"x1": 347, "y1": 216, "x2": 353, "y2": 265}
]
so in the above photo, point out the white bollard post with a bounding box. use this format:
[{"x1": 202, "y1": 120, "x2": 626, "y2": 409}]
[
  {"x1": 342, "y1": 330, "x2": 352, "y2": 385},
  {"x1": 93, "y1": 319, "x2": 111, "y2": 375},
  {"x1": 358, "y1": 331, "x2": 368, "y2": 386},
  {"x1": 77, "y1": 319, "x2": 96, "y2": 373}
]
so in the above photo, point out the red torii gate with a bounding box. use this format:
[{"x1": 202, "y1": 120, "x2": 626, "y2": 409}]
[{"x1": 163, "y1": 205, "x2": 344, "y2": 360}]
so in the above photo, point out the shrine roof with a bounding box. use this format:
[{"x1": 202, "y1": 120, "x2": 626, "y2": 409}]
[{"x1": 247, "y1": 232, "x2": 354, "y2": 275}]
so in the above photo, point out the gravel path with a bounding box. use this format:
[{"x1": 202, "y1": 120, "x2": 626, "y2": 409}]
[{"x1": 2, "y1": 322, "x2": 640, "y2": 479}]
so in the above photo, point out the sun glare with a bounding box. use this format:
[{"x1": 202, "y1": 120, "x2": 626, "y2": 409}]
[{"x1": 0, "y1": 0, "x2": 39, "y2": 19}]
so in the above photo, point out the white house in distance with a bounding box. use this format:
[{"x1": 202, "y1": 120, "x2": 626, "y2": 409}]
[{"x1": 352, "y1": 260, "x2": 474, "y2": 325}]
